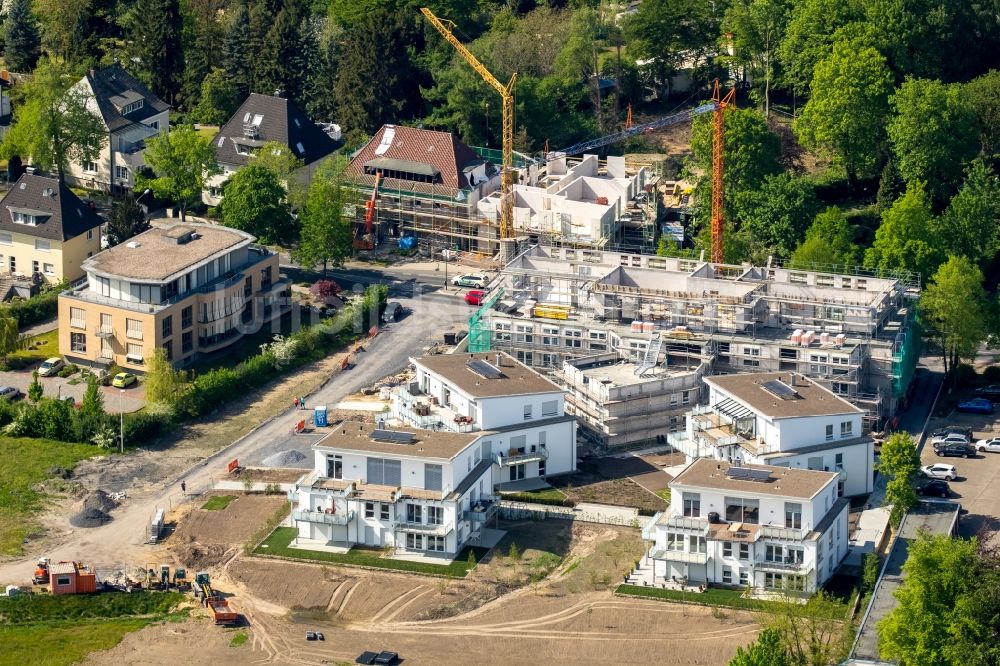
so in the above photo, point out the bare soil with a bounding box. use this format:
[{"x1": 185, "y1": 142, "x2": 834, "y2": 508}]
[{"x1": 551, "y1": 452, "x2": 683, "y2": 512}]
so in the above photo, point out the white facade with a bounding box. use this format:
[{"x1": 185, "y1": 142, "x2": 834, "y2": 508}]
[
  {"x1": 669, "y1": 373, "x2": 874, "y2": 497},
  {"x1": 293, "y1": 430, "x2": 496, "y2": 558},
  {"x1": 391, "y1": 353, "x2": 578, "y2": 484},
  {"x1": 643, "y1": 459, "x2": 850, "y2": 594}
]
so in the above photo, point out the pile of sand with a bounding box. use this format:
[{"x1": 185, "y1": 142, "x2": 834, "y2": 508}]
[
  {"x1": 82, "y1": 490, "x2": 117, "y2": 513},
  {"x1": 262, "y1": 449, "x2": 307, "y2": 467},
  {"x1": 70, "y1": 507, "x2": 112, "y2": 528}
]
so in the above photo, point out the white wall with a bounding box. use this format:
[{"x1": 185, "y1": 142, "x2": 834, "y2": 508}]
[{"x1": 760, "y1": 439, "x2": 874, "y2": 496}]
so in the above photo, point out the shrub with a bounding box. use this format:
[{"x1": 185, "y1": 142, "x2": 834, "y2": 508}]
[
  {"x1": 952, "y1": 363, "x2": 977, "y2": 388},
  {"x1": 121, "y1": 410, "x2": 172, "y2": 444},
  {"x1": 501, "y1": 492, "x2": 575, "y2": 508},
  {"x1": 982, "y1": 365, "x2": 1000, "y2": 382},
  {"x1": 4, "y1": 283, "x2": 66, "y2": 328}
]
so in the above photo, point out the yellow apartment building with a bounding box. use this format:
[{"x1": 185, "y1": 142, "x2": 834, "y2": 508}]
[
  {"x1": 58, "y1": 223, "x2": 290, "y2": 371},
  {"x1": 0, "y1": 173, "x2": 102, "y2": 283}
]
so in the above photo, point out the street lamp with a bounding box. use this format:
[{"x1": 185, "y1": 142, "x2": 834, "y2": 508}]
[{"x1": 119, "y1": 389, "x2": 125, "y2": 454}]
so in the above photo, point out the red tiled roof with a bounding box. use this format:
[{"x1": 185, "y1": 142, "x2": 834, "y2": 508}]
[{"x1": 346, "y1": 125, "x2": 486, "y2": 190}]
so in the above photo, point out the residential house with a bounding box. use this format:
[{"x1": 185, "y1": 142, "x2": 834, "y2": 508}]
[
  {"x1": 390, "y1": 352, "x2": 577, "y2": 485},
  {"x1": 203, "y1": 93, "x2": 338, "y2": 206},
  {"x1": 292, "y1": 423, "x2": 497, "y2": 559},
  {"x1": 667, "y1": 372, "x2": 874, "y2": 497},
  {"x1": 64, "y1": 65, "x2": 170, "y2": 192},
  {"x1": 642, "y1": 458, "x2": 850, "y2": 594},
  {"x1": 58, "y1": 223, "x2": 290, "y2": 371},
  {"x1": 0, "y1": 173, "x2": 102, "y2": 283}
]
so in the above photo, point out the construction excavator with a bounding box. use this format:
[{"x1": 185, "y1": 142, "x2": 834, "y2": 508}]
[{"x1": 354, "y1": 170, "x2": 381, "y2": 250}]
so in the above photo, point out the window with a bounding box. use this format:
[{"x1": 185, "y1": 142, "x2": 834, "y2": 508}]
[
  {"x1": 34, "y1": 239, "x2": 50, "y2": 252},
  {"x1": 8, "y1": 256, "x2": 14, "y2": 272},
  {"x1": 538, "y1": 459, "x2": 546, "y2": 476},
  {"x1": 163, "y1": 343, "x2": 172, "y2": 361},
  {"x1": 722, "y1": 566, "x2": 733, "y2": 584},
  {"x1": 514, "y1": 324, "x2": 533, "y2": 343},
  {"x1": 0, "y1": 232, "x2": 10, "y2": 245},
  {"x1": 682, "y1": 492, "x2": 701, "y2": 517},
  {"x1": 688, "y1": 535, "x2": 707, "y2": 553},
  {"x1": 162, "y1": 315, "x2": 172, "y2": 338},
  {"x1": 406, "y1": 504, "x2": 423, "y2": 524},
  {"x1": 841, "y1": 421, "x2": 853, "y2": 437},
  {"x1": 744, "y1": 346, "x2": 761, "y2": 356},
  {"x1": 114, "y1": 165, "x2": 129, "y2": 181},
  {"x1": 325, "y1": 455, "x2": 342, "y2": 479},
  {"x1": 424, "y1": 464, "x2": 442, "y2": 491},
  {"x1": 825, "y1": 424, "x2": 834, "y2": 441},
  {"x1": 739, "y1": 570, "x2": 749, "y2": 585},
  {"x1": 121, "y1": 99, "x2": 144, "y2": 114},
  {"x1": 541, "y1": 400, "x2": 558, "y2": 417},
  {"x1": 723, "y1": 542, "x2": 733, "y2": 558},
  {"x1": 789, "y1": 272, "x2": 807, "y2": 284},
  {"x1": 742, "y1": 358, "x2": 760, "y2": 368},
  {"x1": 70, "y1": 308, "x2": 85, "y2": 329},
  {"x1": 367, "y1": 458, "x2": 402, "y2": 486},
  {"x1": 785, "y1": 503, "x2": 802, "y2": 529},
  {"x1": 738, "y1": 543, "x2": 750, "y2": 560},
  {"x1": 765, "y1": 544, "x2": 783, "y2": 562},
  {"x1": 665, "y1": 533, "x2": 684, "y2": 551},
  {"x1": 510, "y1": 463, "x2": 526, "y2": 481},
  {"x1": 180, "y1": 306, "x2": 193, "y2": 330},
  {"x1": 14, "y1": 212, "x2": 38, "y2": 225},
  {"x1": 835, "y1": 453, "x2": 844, "y2": 469},
  {"x1": 380, "y1": 504, "x2": 390, "y2": 520},
  {"x1": 563, "y1": 328, "x2": 582, "y2": 348},
  {"x1": 83, "y1": 161, "x2": 98, "y2": 173},
  {"x1": 43, "y1": 263, "x2": 54, "y2": 275},
  {"x1": 832, "y1": 382, "x2": 850, "y2": 396},
  {"x1": 365, "y1": 502, "x2": 375, "y2": 519},
  {"x1": 126, "y1": 343, "x2": 143, "y2": 364},
  {"x1": 125, "y1": 318, "x2": 143, "y2": 340},
  {"x1": 780, "y1": 347, "x2": 798, "y2": 360},
  {"x1": 493, "y1": 322, "x2": 511, "y2": 341},
  {"x1": 405, "y1": 533, "x2": 423, "y2": 550},
  {"x1": 56, "y1": 576, "x2": 71, "y2": 586},
  {"x1": 148, "y1": 120, "x2": 159, "y2": 131},
  {"x1": 427, "y1": 506, "x2": 443, "y2": 525},
  {"x1": 725, "y1": 497, "x2": 760, "y2": 524},
  {"x1": 31, "y1": 260, "x2": 38, "y2": 274},
  {"x1": 295, "y1": 142, "x2": 305, "y2": 155},
  {"x1": 70, "y1": 332, "x2": 86, "y2": 353},
  {"x1": 523, "y1": 404, "x2": 533, "y2": 420},
  {"x1": 181, "y1": 331, "x2": 193, "y2": 353},
  {"x1": 426, "y1": 535, "x2": 445, "y2": 552}
]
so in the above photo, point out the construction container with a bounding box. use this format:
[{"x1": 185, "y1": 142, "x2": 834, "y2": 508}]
[
  {"x1": 314, "y1": 405, "x2": 328, "y2": 427},
  {"x1": 49, "y1": 562, "x2": 97, "y2": 595},
  {"x1": 631, "y1": 321, "x2": 642, "y2": 332},
  {"x1": 149, "y1": 508, "x2": 164, "y2": 544},
  {"x1": 801, "y1": 330, "x2": 816, "y2": 346},
  {"x1": 820, "y1": 332, "x2": 830, "y2": 345},
  {"x1": 791, "y1": 329, "x2": 803, "y2": 344},
  {"x1": 595, "y1": 196, "x2": 609, "y2": 205},
  {"x1": 835, "y1": 333, "x2": 846, "y2": 347}
]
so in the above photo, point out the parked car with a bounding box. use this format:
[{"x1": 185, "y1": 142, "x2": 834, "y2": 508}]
[
  {"x1": 935, "y1": 442, "x2": 976, "y2": 458},
  {"x1": 374, "y1": 652, "x2": 400, "y2": 666},
  {"x1": 975, "y1": 384, "x2": 1000, "y2": 398},
  {"x1": 916, "y1": 479, "x2": 951, "y2": 498},
  {"x1": 451, "y1": 273, "x2": 489, "y2": 289},
  {"x1": 38, "y1": 358, "x2": 64, "y2": 377},
  {"x1": 976, "y1": 438, "x2": 1000, "y2": 453},
  {"x1": 931, "y1": 425, "x2": 974, "y2": 440},
  {"x1": 111, "y1": 372, "x2": 137, "y2": 388},
  {"x1": 921, "y1": 463, "x2": 958, "y2": 480},
  {"x1": 0, "y1": 386, "x2": 23, "y2": 401},
  {"x1": 957, "y1": 398, "x2": 994, "y2": 414},
  {"x1": 932, "y1": 432, "x2": 972, "y2": 447},
  {"x1": 305, "y1": 631, "x2": 317, "y2": 641},
  {"x1": 382, "y1": 302, "x2": 403, "y2": 323},
  {"x1": 464, "y1": 289, "x2": 486, "y2": 306}
]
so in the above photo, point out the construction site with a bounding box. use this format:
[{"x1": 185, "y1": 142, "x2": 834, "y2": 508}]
[{"x1": 467, "y1": 245, "x2": 920, "y2": 450}]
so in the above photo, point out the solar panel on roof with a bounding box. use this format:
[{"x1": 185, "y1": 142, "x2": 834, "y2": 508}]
[
  {"x1": 467, "y1": 359, "x2": 503, "y2": 379},
  {"x1": 762, "y1": 379, "x2": 799, "y2": 400},
  {"x1": 371, "y1": 429, "x2": 414, "y2": 443},
  {"x1": 726, "y1": 466, "x2": 772, "y2": 482}
]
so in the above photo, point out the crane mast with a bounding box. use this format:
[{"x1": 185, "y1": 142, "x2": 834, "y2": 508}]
[
  {"x1": 420, "y1": 7, "x2": 515, "y2": 248},
  {"x1": 711, "y1": 81, "x2": 735, "y2": 264}
]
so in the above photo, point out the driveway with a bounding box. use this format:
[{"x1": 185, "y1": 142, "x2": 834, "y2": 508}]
[{"x1": 0, "y1": 367, "x2": 145, "y2": 413}]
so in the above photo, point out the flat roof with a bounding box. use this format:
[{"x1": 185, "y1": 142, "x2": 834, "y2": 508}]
[
  {"x1": 580, "y1": 360, "x2": 694, "y2": 386},
  {"x1": 84, "y1": 223, "x2": 254, "y2": 282},
  {"x1": 414, "y1": 352, "x2": 562, "y2": 398},
  {"x1": 706, "y1": 372, "x2": 863, "y2": 419},
  {"x1": 670, "y1": 458, "x2": 836, "y2": 500},
  {"x1": 314, "y1": 422, "x2": 478, "y2": 460}
]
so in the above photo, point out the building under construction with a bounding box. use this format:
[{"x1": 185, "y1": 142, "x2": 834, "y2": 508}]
[
  {"x1": 468, "y1": 246, "x2": 920, "y2": 450},
  {"x1": 344, "y1": 125, "x2": 662, "y2": 258}
]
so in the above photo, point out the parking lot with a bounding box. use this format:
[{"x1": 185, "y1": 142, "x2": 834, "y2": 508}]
[{"x1": 921, "y1": 410, "x2": 1000, "y2": 539}]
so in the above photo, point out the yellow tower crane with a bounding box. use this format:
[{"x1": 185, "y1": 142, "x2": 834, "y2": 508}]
[{"x1": 420, "y1": 7, "x2": 516, "y2": 250}]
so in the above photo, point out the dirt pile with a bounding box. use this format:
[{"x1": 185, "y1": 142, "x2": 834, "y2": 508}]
[
  {"x1": 70, "y1": 507, "x2": 112, "y2": 528},
  {"x1": 173, "y1": 543, "x2": 230, "y2": 570},
  {"x1": 262, "y1": 449, "x2": 307, "y2": 467},
  {"x1": 83, "y1": 490, "x2": 118, "y2": 513}
]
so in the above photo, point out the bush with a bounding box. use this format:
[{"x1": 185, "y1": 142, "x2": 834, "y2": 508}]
[
  {"x1": 101, "y1": 364, "x2": 123, "y2": 387},
  {"x1": 121, "y1": 411, "x2": 171, "y2": 444},
  {"x1": 4, "y1": 284, "x2": 66, "y2": 328},
  {"x1": 501, "y1": 492, "x2": 575, "y2": 508},
  {"x1": 982, "y1": 365, "x2": 1000, "y2": 382},
  {"x1": 56, "y1": 364, "x2": 79, "y2": 378},
  {"x1": 952, "y1": 363, "x2": 978, "y2": 388}
]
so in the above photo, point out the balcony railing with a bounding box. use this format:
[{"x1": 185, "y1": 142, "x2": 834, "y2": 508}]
[
  {"x1": 641, "y1": 512, "x2": 663, "y2": 540},
  {"x1": 463, "y1": 499, "x2": 497, "y2": 523},
  {"x1": 649, "y1": 548, "x2": 710, "y2": 564},
  {"x1": 759, "y1": 525, "x2": 807, "y2": 541},
  {"x1": 756, "y1": 557, "x2": 810, "y2": 573},
  {"x1": 293, "y1": 508, "x2": 354, "y2": 526},
  {"x1": 499, "y1": 445, "x2": 548, "y2": 465},
  {"x1": 395, "y1": 521, "x2": 453, "y2": 536},
  {"x1": 94, "y1": 325, "x2": 114, "y2": 338},
  {"x1": 662, "y1": 515, "x2": 710, "y2": 534}
]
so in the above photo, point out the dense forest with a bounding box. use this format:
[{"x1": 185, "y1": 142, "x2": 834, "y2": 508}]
[{"x1": 1, "y1": 0, "x2": 999, "y2": 280}]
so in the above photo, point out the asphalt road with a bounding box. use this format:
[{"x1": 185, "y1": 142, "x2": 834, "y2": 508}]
[{"x1": 0, "y1": 265, "x2": 475, "y2": 585}]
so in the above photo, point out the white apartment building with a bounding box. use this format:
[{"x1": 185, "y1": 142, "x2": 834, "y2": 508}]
[
  {"x1": 643, "y1": 458, "x2": 850, "y2": 594},
  {"x1": 667, "y1": 372, "x2": 874, "y2": 497},
  {"x1": 292, "y1": 424, "x2": 496, "y2": 558},
  {"x1": 391, "y1": 352, "x2": 577, "y2": 484}
]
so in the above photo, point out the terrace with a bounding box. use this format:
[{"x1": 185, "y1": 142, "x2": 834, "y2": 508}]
[{"x1": 391, "y1": 385, "x2": 479, "y2": 434}]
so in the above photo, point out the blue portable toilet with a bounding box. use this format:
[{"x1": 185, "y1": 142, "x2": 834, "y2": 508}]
[{"x1": 314, "y1": 405, "x2": 328, "y2": 427}]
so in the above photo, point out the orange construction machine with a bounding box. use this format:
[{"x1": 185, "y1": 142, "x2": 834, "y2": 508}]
[{"x1": 354, "y1": 171, "x2": 381, "y2": 250}]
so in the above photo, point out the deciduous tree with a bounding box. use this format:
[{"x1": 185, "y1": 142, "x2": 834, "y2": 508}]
[
  {"x1": 966, "y1": 70, "x2": 1000, "y2": 166},
  {"x1": 793, "y1": 31, "x2": 893, "y2": 186},
  {"x1": 769, "y1": 593, "x2": 853, "y2": 666},
  {"x1": 921, "y1": 256, "x2": 989, "y2": 379},
  {"x1": 864, "y1": 182, "x2": 942, "y2": 279},
  {"x1": 728, "y1": 627, "x2": 788, "y2": 666},
  {"x1": 3, "y1": 0, "x2": 40, "y2": 72},
  {"x1": 78, "y1": 375, "x2": 106, "y2": 440},
  {"x1": 936, "y1": 159, "x2": 1000, "y2": 267},
  {"x1": 778, "y1": 0, "x2": 862, "y2": 97},
  {"x1": 192, "y1": 68, "x2": 241, "y2": 127},
  {"x1": 887, "y1": 78, "x2": 980, "y2": 203},
  {"x1": 0, "y1": 58, "x2": 106, "y2": 177},
  {"x1": 293, "y1": 157, "x2": 354, "y2": 276},
  {"x1": 0, "y1": 311, "x2": 20, "y2": 365},
  {"x1": 732, "y1": 172, "x2": 821, "y2": 262},
  {"x1": 104, "y1": 198, "x2": 149, "y2": 247},
  {"x1": 27, "y1": 370, "x2": 42, "y2": 403},
  {"x1": 141, "y1": 125, "x2": 219, "y2": 221},
  {"x1": 218, "y1": 163, "x2": 295, "y2": 244},
  {"x1": 789, "y1": 207, "x2": 858, "y2": 270},
  {"x1": 33, "y1": 0, "x2": 91, "y2": 64},
  {"x1": 143, "y1": 347, "x2": 182, "y2": 406},
  {"x1": 722, "y1": 0, "x2": 791, "y2": 117}
]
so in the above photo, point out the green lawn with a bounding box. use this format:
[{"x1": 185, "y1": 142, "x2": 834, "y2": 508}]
[
  {"x1": 196, "y1": 125, "x2": 219, "y2": 140},
  {"x1": 256, "y1": 526, "x2": 489, "y2": 578},
  {"x1": 202, "y1": 495, "x2": 237, "y2": 511},
  {"x1": 501, "y1": 486, "x2": 569, "y2": 503},
  {"x1": 0, "y1": 592, "x2": 184, "y2": 666},
  {"x1": 229, "y1": 631, "x2": 248, "y2": 647},
  {"x1": 655, "y1": 488, "x2": 671, "y2": 503},
  {"x1": 11, "y1": 329, "x2": 59, "y2": 365},
  {"x1": 616, "y1": 584, "x2": 848, "y2": 618},
  {"x1": 0, "y1": 437, "x2": 101, "y2": 555}
]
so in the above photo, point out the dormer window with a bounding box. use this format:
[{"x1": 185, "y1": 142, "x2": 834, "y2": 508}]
[
  {"x1": 235, "y1": 143, "x2": 253, "y2": 156},
  {"x1": 122, "y1": 99, "x2": 144, "y2": 115},
  {"x1": 13, "y1": 212, "x2": 39, "y2": 226}
]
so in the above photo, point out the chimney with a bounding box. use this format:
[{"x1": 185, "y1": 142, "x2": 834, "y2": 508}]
[{"x1": 495, "y1": 353, "x2": 502, "y2": 367}]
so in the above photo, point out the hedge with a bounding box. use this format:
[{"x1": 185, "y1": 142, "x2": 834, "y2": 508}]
[
  {"x1": 6, "y1": 283, "x2": 66, "y2": 328},
  {"x1": 500, "y1": 492, "x2": 576, "y2": 508}
]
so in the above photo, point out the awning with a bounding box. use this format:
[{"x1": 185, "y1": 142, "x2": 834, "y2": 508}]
[{"x1": 714, "y1": 398, "x2": 754, "y2": 420}]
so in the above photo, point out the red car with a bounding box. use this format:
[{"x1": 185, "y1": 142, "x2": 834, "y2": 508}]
[{"x1": 464, "y1": 289, "x2": 486, "y2": 306}]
